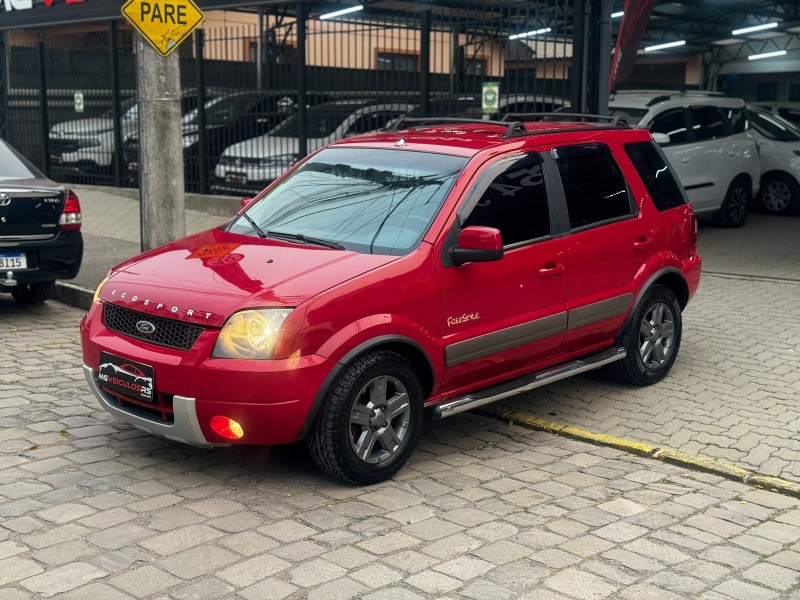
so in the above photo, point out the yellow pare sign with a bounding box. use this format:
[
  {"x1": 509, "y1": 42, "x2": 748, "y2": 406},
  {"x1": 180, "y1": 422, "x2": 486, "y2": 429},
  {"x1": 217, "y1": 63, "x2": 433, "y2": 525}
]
[{"x1": 122, "y1": 0, "x2": 204, "y2": 57}]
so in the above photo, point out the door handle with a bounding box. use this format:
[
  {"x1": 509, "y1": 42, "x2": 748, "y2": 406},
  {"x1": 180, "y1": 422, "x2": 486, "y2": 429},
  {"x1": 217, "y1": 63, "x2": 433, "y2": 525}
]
[
  {"x1": 633, "y1": 236, "x2": 653, "y2": 250},
  {"x1": 538, "y1": 263, "x2": 565, "y2": 278},
  {"x1": 681, "y1": 157, "x2": 691, "y2": 164}
]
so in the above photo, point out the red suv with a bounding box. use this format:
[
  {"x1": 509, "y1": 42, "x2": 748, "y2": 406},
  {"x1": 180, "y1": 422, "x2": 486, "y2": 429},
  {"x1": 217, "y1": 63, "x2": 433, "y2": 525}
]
[{"x1": 80, "y1": 117, "x2": 701, "y2": 484}]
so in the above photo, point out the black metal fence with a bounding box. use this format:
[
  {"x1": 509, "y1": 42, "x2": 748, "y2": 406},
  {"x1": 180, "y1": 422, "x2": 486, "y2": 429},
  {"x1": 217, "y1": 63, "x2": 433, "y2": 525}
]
[{"x1": 6, "y1": 1, "x2": 574, "y2": 195}]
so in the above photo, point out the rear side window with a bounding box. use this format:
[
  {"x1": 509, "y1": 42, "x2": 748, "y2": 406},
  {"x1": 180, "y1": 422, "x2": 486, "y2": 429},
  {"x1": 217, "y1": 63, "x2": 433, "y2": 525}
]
[
  {"x1": 554, "y1": 145, "x2": 633, "y2": 230},
  {"x1": 624, "y1": 141, "x2": 687, "y2": 211},
  {"x1": 650, "y1": 108, "x2": 688, "y2": 144},
  {"x1": 462, "y1": 155, "x2": 550, "y2": 245},
  {"x1": 691, "y1": 106, "x2": 727, "y2": 141},
  {"x1": 724, "y1": 107, "x2": 747, "y2": 134}
]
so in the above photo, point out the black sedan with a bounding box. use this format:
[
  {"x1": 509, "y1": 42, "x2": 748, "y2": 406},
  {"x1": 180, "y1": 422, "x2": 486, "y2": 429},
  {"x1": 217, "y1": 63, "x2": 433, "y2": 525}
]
[{"x1": 0, "y1": 137, "x2": 83, "y2": 304}]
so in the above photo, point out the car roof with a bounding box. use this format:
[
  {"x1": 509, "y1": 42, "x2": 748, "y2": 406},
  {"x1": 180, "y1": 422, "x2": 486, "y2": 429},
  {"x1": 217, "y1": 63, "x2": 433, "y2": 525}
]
[
  {"x1": 331, "y1": 120, "x2": 653, "y2": 157},
  {"x1": 609, "y1": 91, "x2": 745, "y2": 111}
]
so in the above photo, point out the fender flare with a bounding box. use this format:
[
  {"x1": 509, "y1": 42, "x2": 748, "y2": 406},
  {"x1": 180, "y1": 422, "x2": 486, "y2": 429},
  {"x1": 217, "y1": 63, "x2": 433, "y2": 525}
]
[
  {"x1": 296, "y1": 334, "x2": 435, "y2": 440},
  {"x1": 619, "y1": 266, "x2": 688, "y2": 333}
]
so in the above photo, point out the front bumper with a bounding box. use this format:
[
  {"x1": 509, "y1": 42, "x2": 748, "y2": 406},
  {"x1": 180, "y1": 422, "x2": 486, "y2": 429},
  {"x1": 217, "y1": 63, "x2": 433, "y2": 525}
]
[
  {"x1": 81, "y1": 304, "x2": 336, "y2": 446},
  {"x1": 84, "y1": 365, "x2": 225, "y2": 447}
]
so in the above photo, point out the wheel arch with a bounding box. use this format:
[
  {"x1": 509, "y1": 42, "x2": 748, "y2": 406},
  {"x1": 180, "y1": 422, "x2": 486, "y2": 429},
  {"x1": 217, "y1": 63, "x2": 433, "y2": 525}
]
[
  {"x1": 622, "y1": 267, "x2": 689, "y2": 333},
  {"x1": 761, "y1": 169, "x2": 800, "y2": 186},
  {"x1": 297, "y1": 335, "x2": 435, "y2": 440}
]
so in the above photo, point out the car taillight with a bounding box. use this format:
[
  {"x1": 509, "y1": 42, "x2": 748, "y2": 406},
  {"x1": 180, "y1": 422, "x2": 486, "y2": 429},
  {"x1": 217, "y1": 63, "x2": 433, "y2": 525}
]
[
  {"x1": 59, "y1": 189, "x2": 82, "y2": 231},
  {"x1": 688, "y1": 210, "x2": 697, "y2": 256}
]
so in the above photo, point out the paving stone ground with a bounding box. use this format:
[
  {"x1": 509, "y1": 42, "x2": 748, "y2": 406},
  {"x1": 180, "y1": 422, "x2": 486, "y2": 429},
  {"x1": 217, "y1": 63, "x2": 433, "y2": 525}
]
[{"x1": 2, "y1": 298, "x2": 800, "y2": 599}]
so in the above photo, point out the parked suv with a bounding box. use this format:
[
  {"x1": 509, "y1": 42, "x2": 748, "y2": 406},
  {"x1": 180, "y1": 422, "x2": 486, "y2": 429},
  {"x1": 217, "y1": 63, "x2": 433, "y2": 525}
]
[
  {"x1": 80, "y1": 117, "x2": 701, "y2": 484},
  {"x1": 608, "y1": 91, "x2": 760, "y2": 227}
]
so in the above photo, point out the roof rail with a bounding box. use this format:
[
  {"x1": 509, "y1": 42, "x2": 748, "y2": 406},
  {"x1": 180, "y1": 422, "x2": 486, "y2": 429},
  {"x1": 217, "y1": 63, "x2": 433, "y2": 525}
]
[
  {"x1": 388, "y1": 116, "x2": 527, "y2": 137},
  {"x1": 501, "y1": 112, "x2": 627, "y2": 127}
]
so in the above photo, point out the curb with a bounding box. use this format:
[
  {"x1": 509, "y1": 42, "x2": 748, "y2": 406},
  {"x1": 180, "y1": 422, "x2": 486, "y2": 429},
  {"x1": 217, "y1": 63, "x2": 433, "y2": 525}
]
[
  {"x1": 483, "y1": 407, "x2": 800, "y2": 499},
  {"x1": 53, "y1": 281, "x2": 93, "y2": 311}
]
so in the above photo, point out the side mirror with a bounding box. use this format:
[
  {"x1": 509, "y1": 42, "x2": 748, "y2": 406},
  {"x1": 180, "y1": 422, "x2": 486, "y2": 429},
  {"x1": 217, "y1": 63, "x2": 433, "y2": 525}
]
[
  {"x1": 240, "y1": 197, "x2": 255, "y2": 210},
  {"x1": 451, "y1": 226, "x2": 504, "y2": 265},
  {"x1": 652, "y1": 132, "x2": 670, "y2": 145}
]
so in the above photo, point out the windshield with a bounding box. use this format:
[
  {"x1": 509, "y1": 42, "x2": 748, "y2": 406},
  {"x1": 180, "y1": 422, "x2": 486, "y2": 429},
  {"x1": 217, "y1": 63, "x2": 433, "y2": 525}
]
[
  {"x1": 104, "y1": 97, "x2": 138, "y2": 119},
  {"x1": 608, "y1": 106, "x2": 649, "y2": 121},
  {"x1": 269, "y1": 105, "x2": 362, "y2": 138},
  {"x1": 183, "y1": 95, "x2": 260, "y2": 127},
  {"x1": 228, "y1": 147, "x2": 467, "y2": 255},
  {"x1": 747, "y1": 109, "x2": 800, "y2": 142},
  {"x1": 0, "y1": 139, "x2": 45, "y2": 181}
]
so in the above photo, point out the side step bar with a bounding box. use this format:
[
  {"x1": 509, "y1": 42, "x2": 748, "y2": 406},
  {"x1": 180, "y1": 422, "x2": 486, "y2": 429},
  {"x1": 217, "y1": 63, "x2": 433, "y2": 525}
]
[{"x1": 432, "y1": 347, "x2": 626, "y2": 419}]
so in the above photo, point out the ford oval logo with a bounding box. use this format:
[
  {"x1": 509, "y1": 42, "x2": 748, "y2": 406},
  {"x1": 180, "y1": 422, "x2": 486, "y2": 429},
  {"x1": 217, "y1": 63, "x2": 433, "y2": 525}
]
[{"x1": 136, "y1": 320, "x2": 156, "y2": 335}]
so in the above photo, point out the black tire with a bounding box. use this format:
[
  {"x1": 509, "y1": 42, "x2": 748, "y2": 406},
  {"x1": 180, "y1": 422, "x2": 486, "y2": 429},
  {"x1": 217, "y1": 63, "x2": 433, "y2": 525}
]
[
  {"x1": 713, "y1": 177, "x2": 750, "y2": 227},
  {"x1": 307, "y1": 350, "x2": 423, "y2": 485},
  {"x1": 610, "y1": 285, "x2": 682, "y2": 386},
  {"x1": 11, "y1": 281, "x2": 55, "y2": 305},
  {"x1": 759, "y1": 173, "x2": 800, "y2": 216}
]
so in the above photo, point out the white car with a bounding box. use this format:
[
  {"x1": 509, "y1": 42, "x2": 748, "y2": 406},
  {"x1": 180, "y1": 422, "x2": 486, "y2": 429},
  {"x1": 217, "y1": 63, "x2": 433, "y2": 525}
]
[
  {"x1": 745, "y1": 105, "x2": 800, "y2": 215},
  {"x1": 49, "y1": 91, "x2": 219, "y2": 174},
  {"x1": 608, "y1": 91, "x2": 760, "y2": 227},
  {"x1": 213, "y1": 99, "x2": 415, "y2": 194},
  {"x1": 49, "y1": 97, "x2": 139, "y2": 173}
]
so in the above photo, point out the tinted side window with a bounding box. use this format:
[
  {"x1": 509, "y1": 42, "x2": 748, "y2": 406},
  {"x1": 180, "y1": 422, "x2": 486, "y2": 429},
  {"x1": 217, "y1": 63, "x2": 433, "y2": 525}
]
[
  {"x1": 463, "y1": 156, "x2": 550, "y2": 245},
  {"x1": 650, "y1": 108, "x2": 688, "y2": 144},
  {"x1": 555, "y1": 147, "x2": 632, "y2": 229},
  {"x1": 724, "y1": 107, "x2": 747, "y2": 134},
  {"x1": 691, "y1": 106, "x2": 727, "y2": 141},
  {"x1": 624, "y1": 141, "x2": 687, "y2": 211}
]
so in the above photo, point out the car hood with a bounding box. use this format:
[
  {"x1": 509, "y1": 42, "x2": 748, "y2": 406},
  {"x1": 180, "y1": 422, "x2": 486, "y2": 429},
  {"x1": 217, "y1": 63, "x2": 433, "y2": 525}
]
[
  {"x1": 98, "y1": 227, "x2": 399, "y2": 327},
  {"x1": 50, "y1": 118, "x2": 136, "y2": 137},
  {"x1": 222, "y1": 135, "x2": 326, "y2": 159}
]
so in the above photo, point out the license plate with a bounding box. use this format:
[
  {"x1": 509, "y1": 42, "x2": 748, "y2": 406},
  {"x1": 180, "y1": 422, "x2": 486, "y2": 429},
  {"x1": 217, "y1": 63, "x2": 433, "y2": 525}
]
[
  {"x1": 0, "y1": 254, "x2": 26, "y2": 270},
  {"x1": 98, "y1": 351, "x2": 155, "y2": 403},
  {"x1": 226, "y1": 172, "x2": 247, "y2": 185}
]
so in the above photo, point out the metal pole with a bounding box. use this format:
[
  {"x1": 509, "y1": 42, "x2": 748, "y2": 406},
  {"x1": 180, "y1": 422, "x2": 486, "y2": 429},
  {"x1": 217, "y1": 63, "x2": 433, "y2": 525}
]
[
  {"x1": 0, "y1": 32, "x2": 9, "y2": 140},
  {"x1": 595, "y1": 0, "x2": 612, "y2": 115},
  {"x1": 419, "y1": 10, "x2": 431, "y2": 115},
  {"x1": 256, "y1": 7, "x2": 264, "y2": 91},
  {"x1": 296, "y1": 3, "x2": 307, "y2": 158},
  {"x1": 136, "y1": 39, "x2": 185, "y2": 252},
  {"x1": 570, "y1": 0, "x2": 587, "y2": 114},
  {"x1": 36, "y1": 41, "x2": 50, "y2": 177},
  {"x1": 109, "y1": 21, "x2": 124, "y2": 188},
  {"x1": 194, "y1": 30, "x2": 208, "y2": 195}
]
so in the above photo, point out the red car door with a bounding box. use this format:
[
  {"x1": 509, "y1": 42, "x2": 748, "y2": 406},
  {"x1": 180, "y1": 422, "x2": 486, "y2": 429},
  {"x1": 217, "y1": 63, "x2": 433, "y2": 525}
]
[{"x1": 436, "y1": 152, "x2": 569, "y2": 395}]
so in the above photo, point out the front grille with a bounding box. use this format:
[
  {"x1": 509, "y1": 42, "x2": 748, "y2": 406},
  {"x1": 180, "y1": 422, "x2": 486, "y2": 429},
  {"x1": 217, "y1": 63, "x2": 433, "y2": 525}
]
[{"x1": 103, "y1": 303, "x2": 204, "y2": 351}]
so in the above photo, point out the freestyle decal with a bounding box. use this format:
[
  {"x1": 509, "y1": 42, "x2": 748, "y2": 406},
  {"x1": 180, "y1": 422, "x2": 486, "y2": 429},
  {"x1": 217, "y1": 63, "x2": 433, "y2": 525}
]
[{"x1": 447, "y1": 312, "x2": 480, "y2": 327}]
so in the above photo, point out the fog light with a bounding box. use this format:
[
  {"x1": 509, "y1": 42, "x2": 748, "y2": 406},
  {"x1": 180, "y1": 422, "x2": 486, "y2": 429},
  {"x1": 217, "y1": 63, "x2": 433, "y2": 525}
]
[{"x1": 210, "y1": 415, "x2": 244, "y2": 440}]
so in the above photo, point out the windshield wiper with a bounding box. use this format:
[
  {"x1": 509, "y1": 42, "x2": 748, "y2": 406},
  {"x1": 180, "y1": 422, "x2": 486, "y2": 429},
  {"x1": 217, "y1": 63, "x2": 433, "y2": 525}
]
[
  {"x1": 265, "y1": 230, "x2": 345, "y2": 250},
  {"x1": 240, "y1": 212, "x2": 267, "y2": 239}
]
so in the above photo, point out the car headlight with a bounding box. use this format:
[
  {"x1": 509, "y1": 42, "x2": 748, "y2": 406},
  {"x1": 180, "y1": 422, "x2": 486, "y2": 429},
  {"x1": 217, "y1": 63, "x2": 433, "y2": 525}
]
[
  {"x1": 93, "y1": 271, "x2": 111, "y2": 304},
  {"x1": 212, "y1": 308, "x2": 293, "y2": 359}
]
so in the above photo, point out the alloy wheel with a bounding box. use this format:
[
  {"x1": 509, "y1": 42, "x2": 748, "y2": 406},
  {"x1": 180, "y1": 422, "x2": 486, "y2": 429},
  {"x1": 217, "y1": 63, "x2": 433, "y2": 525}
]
[
  {"x1": 348, "y1": 375, "x2": 411, "y2": 465},
  {"x1": 762, "y1": 180, "x2": 792, "y2": 213},
  {"x1": 639, "y1": 302, "x2": 676, "y2": 369},
  {"x1": 727, "y1": 184, "x2": 748, "y2": 224}
]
